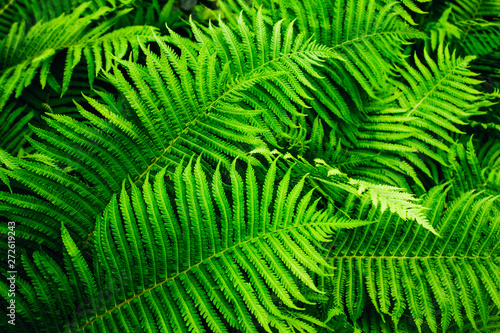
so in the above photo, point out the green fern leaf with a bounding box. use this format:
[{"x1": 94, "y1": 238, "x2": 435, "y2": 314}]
[
  {"x1": 217, "y1": 0, "x2": 426, "y2": 122},
  {"x1": 0, "y1": 2, "x2": 159, "y2": 109},
  {"x1": 0, "y1": 12, "x2": 337, "y2": 249},
  {"x1": 320, "y1": 182, "x2": 500, "y2": 332},
  {"x1": 3, "y1": 157, "x2": 370, "y2": 332}
]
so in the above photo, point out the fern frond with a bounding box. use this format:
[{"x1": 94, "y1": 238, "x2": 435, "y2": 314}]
[
  {"x1": 377, "y1": 0, "x2": 430, "y2": 25},
  {"x1": 0, "y1": 17, "x2": 335, "y2": 249},
  {"x1": 448, "y1": 306, "x2": 500, "y2": 333},
  {"x1": 278, "y1": 151, "x2": 437, "y2": 235},
  {"x1": 428, "y1": 3, "x2": 500, "y2": 59},
  {"x1": 425, "y1": 0, "x2": 500, "y2": 77},
  {"x1": 216, "y1": 0, "x2": 425, "y2": 128},
  {"x1": 321, "y1": 181, "x2": 500, "y2": 332},
  {"x1": 0, "y1": 102, "x2": 34, "y2": 154},
  {"x1": 395, "y1": 44, "x2": 486, "y2": 129},
  {"x1": 0, "y1": 3, "x2": 104, "y2": 108},
  {"x1": 460, "y1": 20, "x2": 500, "y2": 57},
  {"x1": 450, "y1": 0, "x2": 500, "y2": 22},
  {"x1": 3, "y1": 158, "x2": 369, "y2": 332},
  {"x1": 442, "y1": 140, "x2": 491, "y2": 199},
  {"x1": 185, "y1": 9, "x2": 343, "y2": 137},
  {"x1": 0, "y1": 2, "x2": 159, "y2": 110},
  {"x1": 0, "y1": 148, "x2": 17, "y2": 192},
  {"x1": 476, "y1": 137, "x2": 500, "y2": 194},
  {"x1": 217, "y1": 2, "x2": 484, "y2": 193},
  {"x1": 349, "y1": 44, "x2": 492, "y2": 189},
  {"x1": 0, "y1": 0, "x2": 116, "y2": 37}
]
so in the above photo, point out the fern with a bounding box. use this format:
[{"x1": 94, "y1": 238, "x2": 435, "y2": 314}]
[
  {"x1": 2, "y1": 157, "x2": 368, "y2": 332},
  {"x1": 0, "y1": 102, "x2": 34, "y2": 153},
  {"x1": 0, "y1": 149, "x2": 17, "y2": 192},
  {"x1": 0, "y1": 2, "x2": 161, "y2": 108},
  {"x1": 345, "y1": 44, "x2": 493, "y2": 190},
  {"x1": 217, "y1": 0, "x2": 426, "y2": 120},
  {"x1": 271, "y1": 150, "x2": 438, "y2": 235},
  {"x1": 0, "y1": 1, "x2": 164, "y2": 156},
  {"x1": 218, "y1": 0, "x2": 494, "y2": 193},
  {"x1": 113, "y1": 0, "x2": 185, "y2": 32},
  {"x1": 315, "y1": 141, "x2": 500, "y2": 331},
  {"x1": 0, "y1": 14, "x2": 337, "y2": 250},
  {"x1": 1, "y1": 0, "x2": 500, "y2": 331},
  {"x1": 424, "y1": 0, "x2": 500, "y2": 78},
  {"x1": 320, "y1": 183, "x2": 499, "y2": 332},
  {"x1": 477, "y1": 137, "x2": 500, "y2": 194}
]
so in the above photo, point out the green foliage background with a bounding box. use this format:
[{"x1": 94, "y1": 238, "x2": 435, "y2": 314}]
[{"x1": 0, "y1": 0, "x2": 499, "y2": 332}]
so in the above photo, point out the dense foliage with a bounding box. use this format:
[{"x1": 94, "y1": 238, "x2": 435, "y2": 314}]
[{"x1": 1, "y1": 0, "x2": 499, "y2": 332}]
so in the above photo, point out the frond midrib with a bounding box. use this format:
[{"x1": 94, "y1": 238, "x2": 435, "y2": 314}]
[
  {"x1": 405, "y1": 56, "x2": 475, "y2": 118},
  {"x1": 132, "y1": 69, "x2": 259, "y2": 184},
  {"x1": 0, "y1": 0, "x2": 14, "y2": 15},
  {"x1": 460, "y1": 0, "x2": 485, "y2": 42},
  {"x1": 326, "y1": 254, "x2": 496, "y2": 260},
  {"x1": 332, "y1": 30, "x2": 423, "y2": 51},
  {"x1": 0, "y1": 31, "x2": 155, "y2": 75},
  {"x1": 77, "y1": 221, "x2": 335, "y2": 331}
]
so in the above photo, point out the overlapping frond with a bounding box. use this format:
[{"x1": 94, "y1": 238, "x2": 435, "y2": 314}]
[
  {"x1": 0, "y1": 3, "x2": 104, "y2": 108},
  {"x1": 274, "y1": 151, "x2": 437, "y2": 234},
  {"x1": 0, "y1": 0, "x2": 116, "y2": 32},
  {"x1": 426, "y1": 7, "x2": 500, "y2": 58},
  {"x1": 0, "y1": 0, "x2": 99, "y2": 37},
  {"x1": 0, "y1": 65, "x2": 110, "y2": 156},
  {"x1": 217, "y1": 0, "x2": 425, "y2": 123},
  {"x1": 425, "y1": 0, "x2": 500, "y2": 77},
  {"x1": 0, "y1": 2, "x2": 159, "y2": 110},
  {"x1": 21, "y1": 61, "x2": 112, "y2": 117},
  {"x1": 441, "y1": 140, "x2": 494, "y2": 200},
  {"x1": 0, "y1": 15, "x2": 335, "y2": 250},
  {"x1": 1, "y1": 158, "x2": 368, "y2": 332},
  {"x1": 320, "y1": 182, "x2": 500, "y2": 332},
  {"x1": 350, "y1": 44, "x2": 492, "y2": 189},
  {"x1": 216, "y1": 1, "x2": 487, "y2": 192},
  {"x1": 448, "y1": 307, "x2": 500, "y2": 333},
  {"x1": 477, "y1": 137, "x2": 500, "y2": 194},
  {"x1": 314, "y1": 142, "x2": 500, "y2": 331},
  {"x1": 460, "y1": 20, "x2": 500, "y2": 56},
  {"x1": 450, "y1": 0, "x2": 500, "y2": 22},
  {"x1": 378, "y1": 0, "x2": 430, "y2": 24},
  {"x1": 392, "y1": 44, "x2": 487, "y2": 140},
  {"x1": 0, "y1": 149, "x2": 17, "y2": 192},
  {"x1": 113, "y1": 0, "x2": 185, "y2": 32},
  {"x1": 0, "y1": 102, "x2": 34, "y2": 154},
  {"x1": 184, "y1": 8, "x2": 343, "y2": 141}
]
